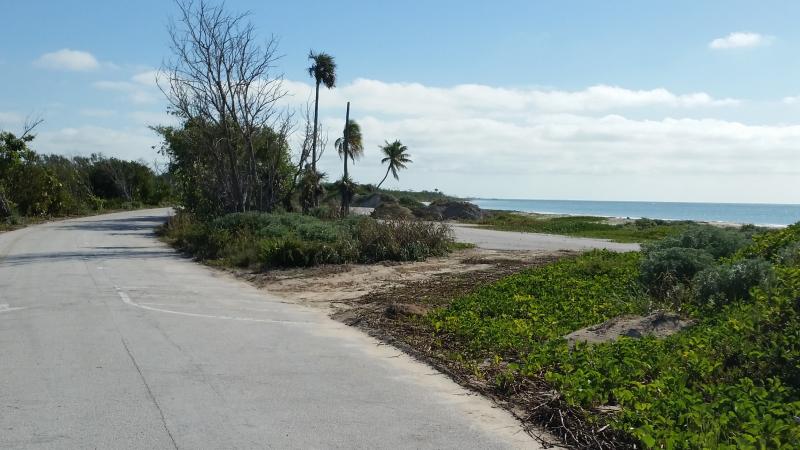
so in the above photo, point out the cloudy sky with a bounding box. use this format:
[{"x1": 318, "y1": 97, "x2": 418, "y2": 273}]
[{"x1": 1, "y1": 0, "x2": 799, "y2": 204}]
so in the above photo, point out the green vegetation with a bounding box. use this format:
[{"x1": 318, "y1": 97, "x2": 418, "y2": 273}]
[
  {"x1": 427, "y1": 224, "x2": 800, "y2": 448},
  {"x1": 373, "y1": 188, "x2": 450, "y2": 203},
  {"x1": 160, "y1": 211, "x2": 453, "y2": 269},
  {"x1": 1, "y1": 127, "x2": 170, "y2": 231},
  {"x1": 477, "y1": 212, "x2": 704, "y2": 243}
]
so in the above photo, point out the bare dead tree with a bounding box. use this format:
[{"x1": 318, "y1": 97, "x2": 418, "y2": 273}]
[
  {"x1": 283, "y1": 97, "x2": 327, "y2": 210},
  {"x1": 159, "y1": 0, "x2": 290, "y2": 213}
]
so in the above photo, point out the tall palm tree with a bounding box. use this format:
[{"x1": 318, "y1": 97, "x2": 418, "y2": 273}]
[
  {"x1": 335, "y1": 119, "x2": 364, "y2": 180},
  {"x1": 307, "y1": 51, "x2": 336, "y2": 174},
  {"x1": 376, "y1": 140, "x2": 412, "y2": 189},
  {"x1": 335, "y1": 115, "x2": 362, "y2": 215}
]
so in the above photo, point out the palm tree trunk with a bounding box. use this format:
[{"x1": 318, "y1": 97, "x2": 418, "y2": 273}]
[
  {"x1": 311, "y1": 80, "x2": 320, "y2": 173},
  {"x1": 341, "y1": 102, "x2": 351, "y2": 216},
  {"x1": 376, "y1": 167, "x2": 390, "y2": 189}
]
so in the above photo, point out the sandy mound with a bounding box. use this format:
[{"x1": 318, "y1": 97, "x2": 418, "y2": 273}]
[{"x1": 564, "y1": 311, "x2": 694, "y2": 346}]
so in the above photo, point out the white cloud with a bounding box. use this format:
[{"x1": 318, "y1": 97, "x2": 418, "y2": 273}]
[
  {"x1": 284, "y1": 79, "x2": 738, "y2": 120},
  {"x1": 783, "y1": 95, "x2": 800, "y2": 105},
  {"x1": 35, "y1": 126, "x2": 160, "y2": 162},
  {"x1": 276, "y1": 79, "x2": 800, "y2": 195},
  {"x1": 34, "y1": 49, "x2": 100, "y2": 71},
  {"x1": 0, "y1": 111, "x2": 24, "y2": 128},
  {"x1": 709, "y1": 32, "x2": 773, "y2": 50},
  {"x1": 93, "y1": 70, "x2": 162, "y2": 105}
]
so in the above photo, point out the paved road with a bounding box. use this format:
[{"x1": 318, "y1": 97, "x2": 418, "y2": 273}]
[
  {"x1": 1, "y1": 209, "x2": 543, "y2": 449},
  {"x1": 451, "y1": 223, "x2": 640, "y2": 252}
]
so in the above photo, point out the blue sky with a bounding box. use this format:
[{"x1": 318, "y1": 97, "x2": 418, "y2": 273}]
[{"x1": 1, "y1": 1, "x2": 799, "y2": 203}]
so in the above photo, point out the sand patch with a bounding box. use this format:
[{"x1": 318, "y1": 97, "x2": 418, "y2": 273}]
[
  {"x1": 240, "y1": 248, "x2": 560, "y2": 313},
  {"x1": 564, "y1": 311, "x2": 694, "y2": 346}
]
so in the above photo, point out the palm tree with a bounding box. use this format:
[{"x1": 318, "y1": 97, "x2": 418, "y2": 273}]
[
  {"x1": 335, "y1": 116, "x2": 363, "y2": 215},
  {"x1": 376, "y1": 140, "x2": 412, "y2": 189},
  {"x1": 335, "y1": 119, "x2": 364, "y2": 180},
  {"x1": 307, "y1": 51, "x2": 336, "y2": 174}
]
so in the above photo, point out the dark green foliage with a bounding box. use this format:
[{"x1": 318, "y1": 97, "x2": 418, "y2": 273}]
[
  {"x1": 154, "y1": 119, "x2": 293, "y2": 218},
  {"x1": 1, "y1": 129, "x2": 168, "y2": 223},
  {"x1": 643, "y1": 225, "x2": 750, "y2": 259},
  {"x1": 692, "y1": 258, "x2": 773, "y2": 307},
  {"x1": 398, "y1": 196, "x2": 424, "y2": 209},
  {"x1": 161, "y1": 211, "x2": 453, "y2": 269},
  {"x1": 639, "y1": 247, "x2": 715, "y2": 296}
]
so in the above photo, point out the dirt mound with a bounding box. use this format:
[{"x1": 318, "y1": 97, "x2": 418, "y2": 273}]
[
  {"x1": 564, "y1": 311, "x2": 694, "y2": 346},
  {"x1": 353, "y1": 193, "x2": 398, "y2": 208},
  {"x1": 414, "y1": 200, "x2": 483, "y2": 221},
  {"x1": 371, "y1": 203, "x2": 415, "y2": 219}
]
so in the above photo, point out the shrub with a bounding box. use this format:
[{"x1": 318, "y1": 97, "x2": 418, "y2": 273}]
[
  {"x1": 162, "y1": 211, "x2": 454, "y2": 268},
  {"x1": 371, "y1": 203, "x2": 414, "y2": 220},
  {"x1": 640, "y1": 247, "x2": 715, "y2": 297},
  {"x1": 259, "y1": 237, "x2": 345, "y2": 267},
  {"x1": 398, "y1": 196, "x2": 424, "y2": 209},
  {"x1": 353, "y1": 219, "x2": 452, "y2": 262},
  {"x1": 692, "y1": 258, "x2": 773, "y2": 307},
  {"x1": 643, "y1": 225, "x2": 749, "y2": 259},
  {"x1": 739, "y1": 223, "x2": 800, "y2": 262}
]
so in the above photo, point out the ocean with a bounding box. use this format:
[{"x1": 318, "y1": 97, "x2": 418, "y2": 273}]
[{"x1": 470, "y1": 198, "x2": 800, "y2": 227}]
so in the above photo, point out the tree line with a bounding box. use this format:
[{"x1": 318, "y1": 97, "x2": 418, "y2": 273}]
[
  {"x1": 156, "y1": 0, "x2": 413, "y2": 220},
  {"x1": 0, "y1": 122, "x2": 170, "y2": 220}
]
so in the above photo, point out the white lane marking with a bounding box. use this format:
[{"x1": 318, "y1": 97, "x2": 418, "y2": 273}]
[
  {"x1": 114, "y1": 287, "x2": 313, "y2": 326},
  {"x1": 0, "y1": 304, "x2": 26, "y2": 314}
]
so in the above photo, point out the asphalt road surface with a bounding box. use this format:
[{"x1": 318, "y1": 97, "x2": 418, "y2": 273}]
[{"x1": 1, "y1": 209, "x2": 549, "y2": 449}]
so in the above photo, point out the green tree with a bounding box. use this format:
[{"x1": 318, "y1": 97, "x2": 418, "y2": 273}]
[
  {"x1": 335, "y1": 119, "x2": 363, "y2": 214},
  {"x1": 376, "y1": 140, "x2": 412, "y2": 189},
  {"x1": 0, "y1": 126, "x2": 38, "y2": 217}
]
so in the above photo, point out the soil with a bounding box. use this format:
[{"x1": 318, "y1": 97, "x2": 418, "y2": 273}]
[
  {"x1": 240, "y1": 247, "x2": 566, "y2": 315},
  {"x1": 564, "y1": 311, "x2": 694, "y2": 346}
]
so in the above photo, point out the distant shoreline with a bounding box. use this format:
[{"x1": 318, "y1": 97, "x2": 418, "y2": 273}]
[
  {"x1": 483, "y1": 208, "x2": 788, "y2": 229},
  {"x1": 469, "y1": 198, "x2": 798, "y2": 228}
]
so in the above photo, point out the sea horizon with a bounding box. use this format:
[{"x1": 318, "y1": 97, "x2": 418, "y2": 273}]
[{"x1": 470, "y1": 198, "x2": 800, "y2": 227}]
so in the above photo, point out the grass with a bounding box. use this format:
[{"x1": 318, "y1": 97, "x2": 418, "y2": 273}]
[
  {"x1": 422, "y1": 225, "x2": 800, "y2": 448},
  {"x1": 447, "y1": 241, "x2": 477, "y2": 251},
  {"x1": 477, "y1": 212, "x2": 698, "y2": 243}
]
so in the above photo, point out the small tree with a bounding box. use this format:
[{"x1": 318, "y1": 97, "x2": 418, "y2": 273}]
[{"x1": 376, "y1": 140, "x2": 412, "y2": 189}]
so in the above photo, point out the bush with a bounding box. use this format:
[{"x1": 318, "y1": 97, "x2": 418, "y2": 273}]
[
  {"x1": 692, "y1": 258, "x2": 773, "y2": 307},
  {"x1": 640, "y1": 247, "x2": 715, "y2": 297},
  {"x1": 162, "y1": 211, "x2": 454, "y2": 269},
  {"x1": 398, "y1": 196, "x2": 424, "y2": 209},
  {"x1": 739, "y1": 223, "x2": 800, "y2": 262},
  {"x1": 644, "y1": 225, "x2": 749, "y2": 259},
  {"x1": 371, "y1": 203, "x2": 414, "y2": 220},
  {"x1": 353, "y1": 219, "x2": 452, "y2": 262}
]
